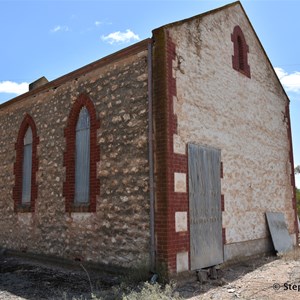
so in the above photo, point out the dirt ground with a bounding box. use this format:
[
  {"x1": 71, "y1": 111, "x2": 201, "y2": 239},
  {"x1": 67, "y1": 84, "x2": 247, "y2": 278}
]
[
  {"x1": 1, "y1": 250, "x2": 300, "y2": 299},
  {"x1": 177, "y1": 251, "x2": 300, "y2": 300}
]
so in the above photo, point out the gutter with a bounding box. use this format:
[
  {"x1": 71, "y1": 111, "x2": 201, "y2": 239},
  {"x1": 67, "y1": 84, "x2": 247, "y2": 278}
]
[{"x1": 147, "y1": 40, "x2": 156, "y2": 272}]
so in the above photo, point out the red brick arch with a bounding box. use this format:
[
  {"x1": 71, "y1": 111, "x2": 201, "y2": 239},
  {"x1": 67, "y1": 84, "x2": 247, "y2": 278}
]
[
  {"x1": 13, "y1": 114, "x2": 39, "y2": 213},
  {"x1": 63, "y1": 94, "x2": 100, "y2": 213},
  {"x1": 231, "y1": 25, "x2": 251, "y2": 78}
]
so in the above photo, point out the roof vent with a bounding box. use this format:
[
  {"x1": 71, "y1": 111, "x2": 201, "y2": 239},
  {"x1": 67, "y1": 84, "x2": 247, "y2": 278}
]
[{"x1": 29, "y1": 76, "x2": 48, "y2": 91}]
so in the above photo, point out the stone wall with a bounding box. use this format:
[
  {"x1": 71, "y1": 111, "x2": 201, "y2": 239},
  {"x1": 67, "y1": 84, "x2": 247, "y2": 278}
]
[
  {"x1": 0, "y1": 42, "x2": 151, "y2": 268},
  {"x1": 151, "y1": 2, "x2": 296, "y2": 274},
  {"x1": 167, "y1": 2, "x2": 296, "y2": 263}
]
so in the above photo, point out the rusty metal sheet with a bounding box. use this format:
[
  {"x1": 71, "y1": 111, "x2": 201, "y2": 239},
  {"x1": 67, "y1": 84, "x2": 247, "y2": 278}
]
[
  {"x1": 266, "y1": 212, "x2": 293, "y2": 253},
  {"x1": 188, "y1": 143, "x2": 223, "y2": 270}
]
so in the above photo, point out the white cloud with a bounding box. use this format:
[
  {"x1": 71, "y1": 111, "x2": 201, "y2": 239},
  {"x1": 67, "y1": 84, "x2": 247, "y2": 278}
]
[
  {"x1": 0, "y1": 81, "x2": 28, "y2": 95},
  {"x1": 50, "y1": 25, "x2": 70, "y2": 33},
  {"x1": 95, "y1": 20, "x2": 112, "y2": 27},
  {"x1": 101, "y1": 29, "x2": 140, "y2": 45},
  {"x1": 275, "y1": 67, "x2": 300, "y2": 93}
]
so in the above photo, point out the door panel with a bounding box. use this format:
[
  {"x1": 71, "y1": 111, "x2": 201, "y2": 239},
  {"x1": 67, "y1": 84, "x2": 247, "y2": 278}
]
[{"x1": 188, "y1": 144, "x2": 223, "y2": 270}]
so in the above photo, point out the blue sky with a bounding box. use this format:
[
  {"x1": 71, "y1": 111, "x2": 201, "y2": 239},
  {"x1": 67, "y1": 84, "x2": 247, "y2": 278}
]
[{"x1": 0, "y1": 0, "x2": 299, "y2": 186}]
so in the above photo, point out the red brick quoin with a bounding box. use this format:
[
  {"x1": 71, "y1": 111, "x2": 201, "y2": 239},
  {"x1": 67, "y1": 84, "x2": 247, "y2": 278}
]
[
  {"x1": 13, "y1": 114, "x2": 39, "y2": 213},
  {"x1": 63, "y1": 94, "x2": 100, "y2": 213},
  {"x1": 167, "y1": 33, "x2": 190, "y2": 272},
  {"x1": 154, "y1": 31, "x2": 190, "y2": 273}
]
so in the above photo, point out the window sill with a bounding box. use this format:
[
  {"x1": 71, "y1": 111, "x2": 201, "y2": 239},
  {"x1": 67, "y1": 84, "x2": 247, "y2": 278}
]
[
  {"x1": 233, "y1": 66, "x2": 251, "y2": 79},
  {"x1": 68, "y1": 203, "x2": 93, "y2": 213},
  {"x1": 15, "y1": 205, "x2": 33, "y2": 213}
]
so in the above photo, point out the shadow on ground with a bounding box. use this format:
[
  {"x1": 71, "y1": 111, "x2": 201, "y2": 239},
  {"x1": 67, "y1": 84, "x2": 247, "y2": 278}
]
[
  {"x1": 0, "y1": 255, "x2": 119, "y2": 300},
  {"x1": 0, "y1": 253, "x2": 278, "y2": 299}
]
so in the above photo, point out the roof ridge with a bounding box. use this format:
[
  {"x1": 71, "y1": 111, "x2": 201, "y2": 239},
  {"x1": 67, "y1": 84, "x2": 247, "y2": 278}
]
[{"x1": 152, "y1": 1, "x2": 241, "y2": 33}]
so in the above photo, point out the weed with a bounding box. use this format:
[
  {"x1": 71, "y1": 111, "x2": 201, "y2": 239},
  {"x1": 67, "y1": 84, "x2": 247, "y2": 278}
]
[
  {"x1": 80, "y1": 263, "x2": 94, "y2": 295},
  {"x1": 121, "y1": 281, "x2": 182, "y2": 300},
  {"x1": 121, "y1": 261, "x2": 150, "y2": 284}
]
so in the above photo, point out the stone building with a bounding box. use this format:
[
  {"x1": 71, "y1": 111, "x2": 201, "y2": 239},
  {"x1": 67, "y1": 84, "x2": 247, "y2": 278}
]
[{"x1": 0, "y1": 1, "x2": 297, "y2": 276}]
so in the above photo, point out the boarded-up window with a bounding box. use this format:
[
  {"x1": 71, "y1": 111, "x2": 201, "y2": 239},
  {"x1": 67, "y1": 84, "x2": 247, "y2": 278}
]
[
  {"x1": 63, "y1": 94, "x2": 100, "y2": 213},
  {"x1": 22, "y1": 127, "x2": 33, "y2": 204},
  {"x1": 13, "y1": 114, "x2": 39, "y2": 213},
  {"x1": 75, "y1": 107, "x2": 90, "y2": 203},
  {"x1": 231, "y1": 25, "x2": 250, "y2": 78},
  {"x1": 237, "y1": 36, "x2": 245, "y2": 70}
]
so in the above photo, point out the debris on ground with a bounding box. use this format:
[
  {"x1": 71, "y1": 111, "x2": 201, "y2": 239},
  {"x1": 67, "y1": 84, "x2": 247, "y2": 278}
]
[{"x1": 1, "y1": 249, "x2": 300, "y2": 299}]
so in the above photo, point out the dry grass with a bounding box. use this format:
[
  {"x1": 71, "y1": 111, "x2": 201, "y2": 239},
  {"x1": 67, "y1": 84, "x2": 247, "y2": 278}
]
[{"x1": 69, "y1": 282, "x2": 182, "y2": 300}]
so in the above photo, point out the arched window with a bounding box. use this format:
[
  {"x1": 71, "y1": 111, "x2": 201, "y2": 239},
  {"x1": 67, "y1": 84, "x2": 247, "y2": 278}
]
[
  {"x1": 63, "y1": 94, "x2": 100, "y2": 213},
  {"x1": 237, "y1": 36, "x2": 244, "y2": 70},
  {"x1": 22, "y1": 127, "x2": 33, "y2": 204},
  {"x1": 75, "y1": 107, "x2": 90, "y2": 203},
  {"x1": 13, "y1": 114, "x2": 39, "y2": 212},
  {"x1": 231, "y1": 25, "x2": 250, "y2": 78}
]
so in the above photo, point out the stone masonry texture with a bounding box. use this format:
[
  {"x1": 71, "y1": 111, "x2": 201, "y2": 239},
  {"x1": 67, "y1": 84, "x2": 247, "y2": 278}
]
[
  {"x1": 0, "y1": 44, "x2": 151, "y2": 269},
  {"x1": 0, "y1": 2, "x2": 297, "y2": 276},
  {"x1": 167, "y1": 3, "x2": 296, "y2": 261}
]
